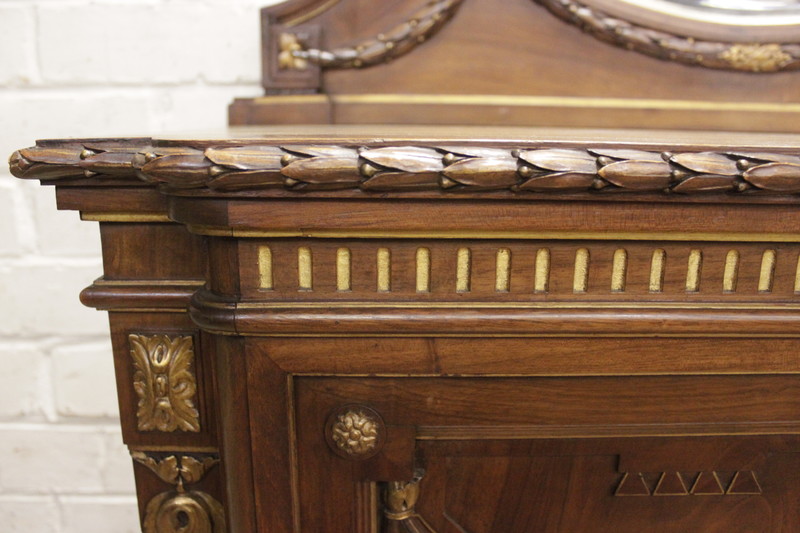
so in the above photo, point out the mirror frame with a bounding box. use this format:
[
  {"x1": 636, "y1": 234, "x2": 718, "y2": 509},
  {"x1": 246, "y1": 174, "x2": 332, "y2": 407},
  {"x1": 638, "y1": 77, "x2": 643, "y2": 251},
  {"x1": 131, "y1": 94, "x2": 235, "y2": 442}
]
[{"x1": 538, "y1": 0, "x2": 800, "y2": 72}]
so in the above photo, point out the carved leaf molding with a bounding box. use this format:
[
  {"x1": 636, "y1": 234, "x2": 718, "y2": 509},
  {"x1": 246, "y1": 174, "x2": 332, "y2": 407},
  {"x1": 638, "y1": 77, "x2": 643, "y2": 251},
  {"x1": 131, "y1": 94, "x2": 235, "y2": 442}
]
[
  {"x1": 535, "y1": 0, "x2": 800, "y2": 72},
  {"x1": 12, "y1": 142, "x2": 800, "y2": 197},
  {"x1": 278, "y1": 0, "x2": 465, "y2": 70}
]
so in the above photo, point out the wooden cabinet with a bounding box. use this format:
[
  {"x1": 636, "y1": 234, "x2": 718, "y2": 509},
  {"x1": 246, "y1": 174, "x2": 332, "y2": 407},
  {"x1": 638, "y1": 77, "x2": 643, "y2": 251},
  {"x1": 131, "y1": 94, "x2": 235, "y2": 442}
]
[
  {"x1": 12, "y1": 0, "x2": 800, "y2": 530},
  {"x1": 11, "y1": 128, "x2": 800, "y2": 531}
]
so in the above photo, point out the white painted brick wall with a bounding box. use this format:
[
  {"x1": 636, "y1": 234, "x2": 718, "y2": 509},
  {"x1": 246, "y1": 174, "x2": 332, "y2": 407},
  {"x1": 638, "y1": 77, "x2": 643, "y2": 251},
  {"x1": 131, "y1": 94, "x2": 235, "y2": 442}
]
[{"x1": 0, "y1": 1, "x2": 278, "y2": 530}]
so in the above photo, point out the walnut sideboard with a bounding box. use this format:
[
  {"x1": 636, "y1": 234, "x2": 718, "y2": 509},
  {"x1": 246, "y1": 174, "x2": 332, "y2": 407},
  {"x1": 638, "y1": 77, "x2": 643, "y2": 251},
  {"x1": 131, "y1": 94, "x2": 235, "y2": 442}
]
[{"x1": 11, "y1": 126, "x2": 800, "y2": 532}]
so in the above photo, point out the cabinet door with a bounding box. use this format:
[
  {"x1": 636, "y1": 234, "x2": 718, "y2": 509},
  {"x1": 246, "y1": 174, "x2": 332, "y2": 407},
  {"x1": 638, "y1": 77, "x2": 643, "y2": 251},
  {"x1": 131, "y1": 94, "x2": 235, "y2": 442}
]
[{"x1": 266, "y1": 375, "x2": 800, "y2": 532}]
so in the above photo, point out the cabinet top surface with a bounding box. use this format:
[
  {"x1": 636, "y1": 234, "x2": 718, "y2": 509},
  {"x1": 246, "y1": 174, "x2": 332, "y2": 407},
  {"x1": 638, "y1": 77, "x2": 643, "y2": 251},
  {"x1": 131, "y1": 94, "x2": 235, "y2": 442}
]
[
  {"x1": 10, "y1": 126, "x2": 800, "y2": 202},
  {"x1": 52, "y1": 126, "x2": 800, "y2": 149}
]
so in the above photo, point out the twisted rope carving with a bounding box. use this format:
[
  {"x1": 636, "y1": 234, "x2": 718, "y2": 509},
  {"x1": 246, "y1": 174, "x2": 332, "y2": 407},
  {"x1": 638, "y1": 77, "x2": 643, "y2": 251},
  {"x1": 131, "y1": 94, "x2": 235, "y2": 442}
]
[{"x1": 11, "y1": 143, "x2": 800, "y2": 196}]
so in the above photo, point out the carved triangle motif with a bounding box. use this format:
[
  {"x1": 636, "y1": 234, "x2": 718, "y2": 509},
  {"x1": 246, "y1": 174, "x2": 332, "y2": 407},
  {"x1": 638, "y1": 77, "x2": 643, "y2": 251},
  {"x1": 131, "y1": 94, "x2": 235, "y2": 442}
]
[
  {"x1": 615, "y1": 472, "x2": 651, "y2": 496},
  {"x1": 653, "y1": 472, "x2": 689, "y2": 495},
  {"x1": 690, "y1": 472, "x2": 725, "y2": 495},
  {"x1": 727, "y1": 471, "x2": 763, "y2": 495}
]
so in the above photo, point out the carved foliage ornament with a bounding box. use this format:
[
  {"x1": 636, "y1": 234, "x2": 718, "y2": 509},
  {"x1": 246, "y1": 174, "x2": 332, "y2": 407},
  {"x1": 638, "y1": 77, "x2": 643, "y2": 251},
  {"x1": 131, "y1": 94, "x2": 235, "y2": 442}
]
[
  {"x1": 270, "y1": 0, "x2": 799, "y2": 73},
  {"x1": 132, "y1": 452, "x2": 225, "y2": 533},
  {"x1": 130, "y1": 334, "x2": 200, "y2": 433},
  {"x1": 278, "y1": 0, "x2": 465, "y2": 70},
  {"x1": 13, "y1": 142, "x2": 800, "y2": 197},
  {"x1": 536, "y1": 0, "x2": 800, "y2": 72}
]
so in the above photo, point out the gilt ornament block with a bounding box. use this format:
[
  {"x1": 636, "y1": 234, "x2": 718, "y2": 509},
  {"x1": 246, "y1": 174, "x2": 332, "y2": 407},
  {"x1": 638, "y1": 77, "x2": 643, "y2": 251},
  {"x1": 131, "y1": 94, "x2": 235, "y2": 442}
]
[{"x1": 129, "y1": 334, "x2": 200, "y2": 433}]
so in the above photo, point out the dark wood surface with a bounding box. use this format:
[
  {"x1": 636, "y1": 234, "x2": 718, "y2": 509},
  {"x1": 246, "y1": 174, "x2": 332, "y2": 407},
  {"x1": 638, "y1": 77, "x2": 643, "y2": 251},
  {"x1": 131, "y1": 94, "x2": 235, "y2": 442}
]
[
  {"x1": 239, "y1": 0, "x2": 800, "y2": 131},
  {"x1": 11, "y1": 126, "x2": 800, "y2": 531},
  {"x1": 13, "y1": 0, "x2": 800, "y2": 529}
]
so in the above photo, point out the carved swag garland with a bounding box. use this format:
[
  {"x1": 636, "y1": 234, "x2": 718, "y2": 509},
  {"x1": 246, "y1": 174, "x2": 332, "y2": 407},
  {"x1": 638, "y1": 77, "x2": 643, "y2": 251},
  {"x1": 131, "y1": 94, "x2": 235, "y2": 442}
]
[
  {"x1": 273, "y1": 0, "x2": 800, "y2": 73},
  {"x1": 11, "y1": 142, "x2": 800, "y2": 195}
]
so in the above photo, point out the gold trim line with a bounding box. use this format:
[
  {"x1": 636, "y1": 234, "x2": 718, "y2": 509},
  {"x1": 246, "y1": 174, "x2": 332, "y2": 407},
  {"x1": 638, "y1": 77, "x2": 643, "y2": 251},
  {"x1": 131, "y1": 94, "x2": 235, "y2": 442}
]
[
  {"x1": 186, "y1": 226, "x2": 800, "y2": 242},
  {"x1": 332, "y1": 93, "x2": 800, "y2": 113}
]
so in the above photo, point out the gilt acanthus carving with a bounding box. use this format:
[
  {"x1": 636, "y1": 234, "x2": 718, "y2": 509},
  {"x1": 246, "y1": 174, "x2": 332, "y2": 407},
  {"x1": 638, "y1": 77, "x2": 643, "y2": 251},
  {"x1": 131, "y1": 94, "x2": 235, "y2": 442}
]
[
  {"x1": 536, "y1": 0, "x2": 800, "y2": 72},
  {"x1": 278, "y1": 0, "x2": 464, "y2": 70},
  {"x1": 130, "y1": 334, "x2": 200, "y2": 433},
  {"x1": 132, "y1": 452, "x2": 225, "y2": 533},
  {"x1": 12, "y1": 142, "x2": 800, "y2": 197}
]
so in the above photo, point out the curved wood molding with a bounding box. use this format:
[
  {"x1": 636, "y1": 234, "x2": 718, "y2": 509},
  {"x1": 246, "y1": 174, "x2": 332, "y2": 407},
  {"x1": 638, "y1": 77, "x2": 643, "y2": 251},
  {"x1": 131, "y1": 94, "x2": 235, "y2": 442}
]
[
  {"x1": 188, "y1": 288, "x2": 800, "y2": 336},
  {"x1": 279, "y1": 0, "x2": 464, "y2": 70},
  {"x1": 535, "y1": 0, "x2": 800, "y2": 72},
  {"x1": 12, "y1": 141, "x2": 800, "y2": 199}
]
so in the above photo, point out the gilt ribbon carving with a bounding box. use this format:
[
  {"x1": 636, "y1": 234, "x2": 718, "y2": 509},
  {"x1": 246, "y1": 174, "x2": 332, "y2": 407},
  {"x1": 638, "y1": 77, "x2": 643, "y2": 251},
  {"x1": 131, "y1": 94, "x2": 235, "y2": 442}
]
[
  {"x1": 12, "y1": 142, "x2": 800, "y2": 197},
  {"x1": 130, "y1": 334, "x2": 200, "y2": 433},
  {"x1": 132, "y1": 452, "x2": 225, "y2": 533}
]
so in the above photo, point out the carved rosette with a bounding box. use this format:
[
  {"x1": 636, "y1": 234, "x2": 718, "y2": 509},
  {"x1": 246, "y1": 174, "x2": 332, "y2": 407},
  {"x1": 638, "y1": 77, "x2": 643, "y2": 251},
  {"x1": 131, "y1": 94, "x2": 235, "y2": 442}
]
[
  {"x1": 326, "y1": 405, "x2": 386, "y2": 459},
  {"x1": 13, "y1": 141, "x2": 800, "y2": 197},
  {"x1": 130, "y1": 334, "x2": 200, "y2": 433},
  {"x1": 132, "y1": 452, "x2": 225, "y2": 533},
  {"x1": 536, "y1": 0, "x2": 800, "y2": 72}
]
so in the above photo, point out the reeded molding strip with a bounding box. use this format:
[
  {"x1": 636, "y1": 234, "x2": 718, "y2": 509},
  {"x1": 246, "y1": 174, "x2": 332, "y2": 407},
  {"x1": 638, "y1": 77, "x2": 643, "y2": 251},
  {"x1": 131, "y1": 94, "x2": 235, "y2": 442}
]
[
  {"x1": 534, "y1": 248, "x2": 550, "y2": 293},
  {"x1": 573, "y1": 248, "x2": 590, "y2": 293},
  {"x1": 14, "y1": 141, "x2": 800, "y2": 199},
  {"x1": 336, "y1": 248, "x2": 351, "y2": 291},
  {"x1": 611, "y1": 249, "x2": 627, "y2": 292},
  {"x1": 298, "y1": 247, "x2": 313, "y2": 290},
  {"x1": 456, "y1": 248, "x2": 471, "y2": 292},
  {"x1": 759, "y1": 249, "x2": 777, "y2": 293},
  {"x1": 723, "y1": 250, "x2": 740, "y2": 293},
  {"x1": 416, "y1": 248, "x2": 431, "y2": 292},
  {"x1": 686, "y1": 250, "x2": 703, "y2": 293},
  {"x1": 649, "y1": 249, "x2": 666, "y2": 293},
  {"x1": 377, "y1": 248, "x2": 391, "y2": 292},
  {"x1": 259, "y1": 246, "x2": 274, "y2": 289},
  {"x1": 496, "y1": 249, "x2": 511, "y2": 292}
]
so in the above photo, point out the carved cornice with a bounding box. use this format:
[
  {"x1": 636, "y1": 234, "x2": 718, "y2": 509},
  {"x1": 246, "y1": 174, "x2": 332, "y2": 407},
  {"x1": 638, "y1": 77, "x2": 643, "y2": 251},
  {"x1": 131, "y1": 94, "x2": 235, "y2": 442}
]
[
  {"x1": 536, "y1": 0, "x2": 800, "y2": 72},
  {"x1": 278, "y1": 0, "x2": 464, "y2": 69},
  {"x1": 12, "y1": 141, "x2": 800, "y2": 197}
]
